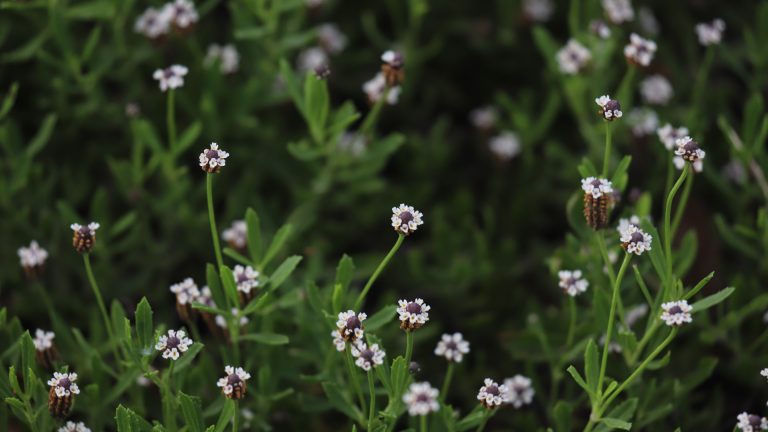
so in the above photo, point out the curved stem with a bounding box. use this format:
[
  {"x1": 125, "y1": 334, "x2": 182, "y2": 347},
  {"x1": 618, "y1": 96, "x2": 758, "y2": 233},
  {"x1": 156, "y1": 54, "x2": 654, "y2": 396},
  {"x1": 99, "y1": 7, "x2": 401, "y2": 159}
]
[
  {"x1": 359, "y1": 88, "x2": 389, "y2": 137},
  {"x1": 83, "y1": 254, "x2": 117, "y2": 357},
  {"x1": 206, "y1": 173, "x2": 225, "y2": 270},
  {"x1": 368, "y1": 371, "x2": 376, "y2": 430},
  {"x1": 353, "y1": 234, "x2": 405, "y2": 310},
  {"x1": 602, "y1": 122, "x2": 612, "y2": 177},
  {"x1": 405, "y1": 330, "x2": 414, "y2": 365},
  {"x1": 567, "y1": 296, "x2": 577, "y2": 347},
  {"x1": 663, "y1": 165, "x2": 689, "y2": 286},
  {"x1": 345, "y1": 345, "x2": 367, "y2": 416},
  {"x1": 167, "y1": 89, "x2": 177, "y2": 150},
  {"x1": 596, "y1": 253, "x2": 632, "y2": 396},
  {"x1": 671, "y1": 171, "x2": 694, "y2": 237},
  {"x1": 440, "y1": 362, "x2": 455, "y2": 403}
]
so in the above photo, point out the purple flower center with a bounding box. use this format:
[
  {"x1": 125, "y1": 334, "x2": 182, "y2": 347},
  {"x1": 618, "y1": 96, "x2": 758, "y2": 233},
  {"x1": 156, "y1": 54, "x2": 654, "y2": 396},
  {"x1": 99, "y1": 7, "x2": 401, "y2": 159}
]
[
  {"x1": 682, "y1": 141, "x2": 699, "y2": 152},
  {"x1": 485, "y1": 385, "x2": 500, "y2": 396},
  {"x1": 163, "y1": 68, "x2": 175, "y2": 79},
  {"x1": 605, "y1": 100, "x2": 621, "y2": 112},
  {"x1": 590, "y1": 179, "x2": 603, "y2": 188},
  {"x1": 236, "y1": 272, "x2": 250, "y2": 283},
  {"x1": 668, "y1": 305, "x2": 683, "y2": 315},
  {"x1": 445, "y1": 341, "x2": 458, "y2": 351},
  {"x1": 166, "y1": 336, "x2": 180, "y2": 349},
  {"x1": 206, "y1": 149, "x2": 219, "y2": 159},
  {"x1": 399, "y1": 211, "x2": 414, "y2": 225},
  {"x1": 405, "y1": 302, "x2": 422, "y2": 314},
  {"x1": 415, "y1": 393, "x2": 431, "y2": 403},
  {"x1": 630, "y1": 232, "x2": 644, "y2": 243},
  {"x1": 361, "y1": 349, "x2": 375, "y2": 363},
  {"x1": 749, "y1": 415, "x2": 763, "y2": 427},
  {"x1": 58, "y1": 377, "x2": 71, "y2": 390},
  {"x1": 78, "y1": 227, "x2": 91, "y2": 236},
  {"x1": 346, "y1": 316, "x2": 361, "y2": 330},
  {"x1": 227, "y1": 374, "x2": 241, "y2": 385},
  {"x1": 387, "y1": 52, "x2": 404, "y2": 68}
]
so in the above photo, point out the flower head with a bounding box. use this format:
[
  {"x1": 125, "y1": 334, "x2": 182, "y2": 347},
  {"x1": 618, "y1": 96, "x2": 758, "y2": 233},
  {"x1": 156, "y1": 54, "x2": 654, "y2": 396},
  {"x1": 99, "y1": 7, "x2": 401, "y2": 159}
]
[
  {"x1": 199, "y1": 142, "x2": 229, "y2": 173},
  {"x1": 216, "y1": 308, "x2": 249, "y2": 330},
  {"x1": 71, "y1": 222, "x2": 100, "y2": 253},
  {"x1": 170, "y1": 278, "x2": 200, "y2": 306},
  {"x1": 233, "y1": 265, "x2": 260, "y2": 298},
  {"x1": 363, "y1": 73, "x2": 401, "y2": 105},
  {"x1": 761, "y1": 368, "x2": 768, "y2": 380},
  {"x1": 619, "y1": 225, "x2": 652, "y2": 255},
  {"x1": 205, "y1": 44, "x2": 240, "y2": 74},
  {"x1": 332, "y1": 310, "x2": 367, "y2": 351},
  {"x1": 696, "y1": 19, "x2": 725, "y2": 46},
  {"x1": 153, "y1": 65, "x2": 188, "y2": 92},
  {"x1": 391, "y1": 204, "x2": 424, "y2": 235},
  {"x1": 582, "y1": 177, "x2": 614, "y2": 230},
  {"x1": 469, "y1": 106, "x2": 498, "y2": 130},
  {"x1": 297, "y1": 46, "x2": 328, "y2": 73},
  {"x1": 48, "y1": 372, "x2": 80, "y2": 398},
  {"x1": 581, "y1": 177, "x2": 613, "y2": 199},
  {"x1": 381, "y1": 50, "x2": 405, "y2": 86},
  {"x1": 222, "y1": 220, "x2": 247, "y2": 250},
  {"x1": 522, "y1": 0, "x2": 554, "y2": 22},
  {"x1": 34, "y1": 329, "x2": 55, "y2": 352},
  {"x1": 403, "y1": 382, "x2": 440, "y2": 416},
  {"x1": 590, "y1": 20, "x2": 611, "y2": 39},
  {"x1": 351, "y1": 341, "x2": 386, "y2": 371},
  {"x1": 660, "y1": 300, "x2": 693, "y2": 327},
  {"x1": 434, "y1": 332, "x2": 470, "y2": 363},
  {"x1": 477, "y1": 378, "x2": 509, "y2": 409},
  {"x1": 738, "y1": 413, "x2": 768, "y2": 432},
  {"x1": 155, "y1": 329, "x2": 193, "y2": 360},
  {"x1": 628, "y1": 108, "x2": 659, "y2": 137},
  {"x1": 397, "y1": 298, "x2": 431, "y2": 331},
  {"x1": 504, "y1": 375, "x2": 534, "y2": 408},
  {"x1": 217, "y1": 365, "x2": 251, "y2": 400},
  {"x1": 163, "y1": 0, "x2": 198, "y2": 30},
  {"x1": 314, "y1": 64, "x2": 331, "y2": 80},
  {"x1": 558, "y1": 270, "x2": 589, "y2": 297},
  {"x1": 489, "y1": 132, "x2": 521, "y2": 161},
  {"x1": 674, "y1": 136, "x2": 706, "y2": 171},
  {"x1": 640, "y1": 75, "x2": 673, "y2": 105},
  {"x1": 134, "y1": 7, "x2": 170, "y2": 39},
  {"x1": 624, "y1": 33, "x2": 656, "y2": 67},
  {"x1": 18, "y1": 241, "x2": 49, "y2": 276},
  {"x1": 657, "y1": 124, "x2": 689, "y2": 150},
  {"x1": 317, "y1": 24, "x2": 347, "y2": 54},
  {"x1": 556, "y1": 39, "x2": 592, "y2": 75},
  {"x1": 595, "y1": 95, "x2": 623, "y2": 121},
  {"x1": 58, "y1": 421, "x2": 91, "y2": 432},
  {"x1": 602, "y1": 0, "x2": 634, "y2": 24}
]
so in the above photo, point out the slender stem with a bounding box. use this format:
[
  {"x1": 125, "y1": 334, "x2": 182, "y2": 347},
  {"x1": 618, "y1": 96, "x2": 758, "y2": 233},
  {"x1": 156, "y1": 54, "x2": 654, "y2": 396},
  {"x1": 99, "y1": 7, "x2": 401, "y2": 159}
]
[
  {"x1": 167, "y1": 89, "x2": 176, "y2": 150},
  {"x1": 616, "y1": 67, "x2": 637, "y2": 108},
  {"x1": 663, "y1": 166, "x2": 689, "y2": 285},
  {"x1": 359, "y1": 88, "x2": 389, "y2": 137},
  {"x1": 420, "y1": 414, "x2": 428, "y2": 432},
  {"x1": 440, "y1": 362, "x2": 455, "y2": 403},
  {"x1": 602, "y1": 122, "x2": 612, "y2": 177},
  {"x1": 671, "y1": 171, "x2": 694, "y2": 237},
  {"x1": 83, "y1": 254, "x2": 117, "y2": 356},
  {"x1": 168, "y1": 360, "x2": 176, "y2": 393},
  {"x1": 345, "y1": 345, "x2": 367, "y2": 416},
  {"x1": 476, "y1": 417, "x2": 489, "y2": 432},
  {"x1": 353, "y1": 234, "x2": 405, "y2": 310},
  {"x1": 566, "y1": 296, "x2": 577, "y2": 347},
  {"x1": 367, "y1": 371, "x2": 376, "y2": 430},
  {"x1": 232, "y1": 400, "x2": 239, "y2": 432},
  {"x1": 630, "y1": 318, "x2": 661, "y2": 365},
  {"x1": 405, "y1": 330, "x2": 414, "y2": 365},
  {"x1": 594, "y1": 233, "x2": 616, "y2": 286},
  {"x1": 596, "y1": 253, "x2": 632, "y2": 397},
  {"x1": 206, "y1": 173, "x2": 225, "y2": 270}
]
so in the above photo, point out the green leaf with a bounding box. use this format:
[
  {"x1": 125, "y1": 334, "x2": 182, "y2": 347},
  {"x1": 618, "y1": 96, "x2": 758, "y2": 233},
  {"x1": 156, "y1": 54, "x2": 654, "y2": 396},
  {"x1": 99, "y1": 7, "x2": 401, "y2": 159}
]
[
  {"x1": 584, "y1": 339, "x2": 599, "y2": 396},
  {"x1": 640, "y1": 222, "x2": 666, "y2": 281},
  {"x1": 174, "y1": 342, "x2": 204, "y2": 372},
  {"x1": 240, "y1": 333, "x2": 290, "y2": 345},
  {"x1": 19, "y1": 332, "x2": 34, "y2": 393},
  {"x1": 279, "y1": 59, "x2": 303, "y2": 116},
  {"x1": 135, "y1": 297, "x2": 153, "y2": 353},
  {"x1": 245, "y1": 208, "x2": 262, "y2": 264},
  {"x1": 219, "y1": 266, "x2": 240, "y2": 309},
  {"x1": 599, "y1": 418, "x2": 631, "y2": 430},
  {"x1": 262, "y1": 224, "x2": 293, "y2": 268},
  {"x1": 303, "y1": 72, "x2": 330, "y2": 144},
  {"x1": 213, "y1": 399, "x2": 235, "y2": 432},
  {"x1": 691, "y1": 287, "x2": 735, "y2": 313},
  {"x1": 206, "y1": 264, "x2": 227, "y2": 312},
  {"x1": 321, "y1": 381, "x2": 362, "y2": 422},
  {"x1": 553, "y1": 401, "x2": 573, "y2": 432},
  {"x1": 269, "y1": 255, "x2": 302, "y2": 291},
  {"x1": 178, "y1": 392, "x2": 205, "y2": 432},
  {"x1": 610, "y1": 156, "x2": 632, "y2": 191},
  {"x1": 0, "y1": 82, "x2": 19, "y2": 120},
  {"x1": 683, "y1": 271, "x2": 715, "y2": 300},
  {"x1": 456, "y1": 409, "x2": 488, "y2": 431},
  {"x1": 173, "y1": 122, "x2": 203, "y2": 156},
  {"x1": 390, "y1": 356, "x2": 410, "y2": 397},
  {"x1": 335, "y1": 255, "x2": 355, "y2": 292},
  {"x1": 26, "y1": 114, "x2": 57, "y2": 158},
  {"x1": 363, "y1": 305, "x2": 396, "y2": 332},
  {"x1": 566, "y1": 365, "x2": 590, "y2": 395}
]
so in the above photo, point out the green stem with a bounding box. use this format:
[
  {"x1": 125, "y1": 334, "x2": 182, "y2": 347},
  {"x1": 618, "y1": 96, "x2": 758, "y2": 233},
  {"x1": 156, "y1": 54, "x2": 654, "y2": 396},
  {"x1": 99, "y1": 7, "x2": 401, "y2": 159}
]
[
  {"x1": 168, "y1": 360, "x2": 176, "y2": 393},
  {"x1": 420, "y1": 414, "x2": 428, "y2": 432},
  {"x1": 206, "y1": 173, "x2": 225, "y2": 270},
  {"x1": 596, "y1": 253, "x2": 632, "y2": 397},
  {"x1": 346, "y1": 345, "x2": 367, "y2": 416},
  {"x1": 353, "y1": 234, "x2": 405, "y2": 310},
  {"x1": 405, "y1": 330, "x2": 414, "y2": 365},
  {"x1": 663, "y1": 166, "x2": 689, "y2": 287},
  {"x1": 602, "y1": 122, "x2": 612, "y2": 177},
  {"x1": 616, "y1": 66, "x2": 637, "y2": 108},
  {"x1": 367, "y1": 371, "x2": 376, "y2": 430},
  {"x1": 566, "y1": 296, "x2": 577, "y2": 347},
  {"x1": 671, "y1": 170, "x2": 694, "y2": 237},
  {"x1": 167, "y1": 89, "x2": 177, "y2": 150},
  {"x1": 440, "y1": 362, "x2": 455, "y2": 403},
  {"x1": 630, "y1": 318, "x2": 661, "y2": 365},
  {"x1": 232, "y1": 401, "x2": 239, "y2": 432},
  {"x1": 83, "y1": 254, "x2": 117, "y2": 357},
  {"x1": 359, "y1": 88, "x2": 389, "y2": 137}
]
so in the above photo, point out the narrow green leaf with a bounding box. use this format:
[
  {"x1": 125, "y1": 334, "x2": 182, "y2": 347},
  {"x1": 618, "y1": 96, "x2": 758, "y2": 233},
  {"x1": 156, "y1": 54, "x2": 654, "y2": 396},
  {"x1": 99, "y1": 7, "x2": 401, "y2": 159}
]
[
  {"x1": 178, "y1": 392, "x2": 205, "y2": 432},
  {"x1": 213, "y1": 399, "x2": 235, "y2": 432},
  {"x1": 240, "y1": 333, "x2": 289, "y2": 345},
  {"x1": 584, "y1": 339, "x2": 599, "y2": 395},
  {"x1": 206, "y1": 264, "x2": 227, "y2": 312},
  {"x1": 219, "y1": 266, "x2": 240, "y2": 309},
  {"x1": 599, "y1": 417, "x2": 631, "y2": 430},
  {"x1": 691, "y1": 287, "x2": 735, "y2": 313},
  {"x1": 269, "y1": 255, "x2": 302, "y2": 291},
  {"x1": 135, "y1": 297, "x2": 153, "y2": 353},
  {"x1": 364, "y1": 305, "x2": 396, "y2": 332},
  {"x1": 245, "y1": 208, "x2": 262, "y2": 264},
  {"x1": 683, "y1": 271, "x2": 715, "y2": 300},
  {"x1": 262, "y1": 224, "x2": 293, "y2": 268}
]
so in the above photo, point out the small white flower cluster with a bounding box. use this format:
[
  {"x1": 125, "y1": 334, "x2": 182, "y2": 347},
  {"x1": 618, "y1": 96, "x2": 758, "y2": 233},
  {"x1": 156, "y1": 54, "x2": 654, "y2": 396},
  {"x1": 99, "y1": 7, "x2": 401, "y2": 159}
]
[
  {"x1": 363, "y1": 73, "x2": 402, "y2": 105},
  {"x1": 619, "y1": 225, "x2": 652, "y2": 255},
  {"x1": 48, "y1": 372, "x2": 80, "y2": 397},
  {"x1": 58, "y1": 421, "x2": 91, "y2": 432},
  {"x1": 71, "y1": 222, "x2": 100, "y2": 238},
  {"x1": 297, "y1": 47, "x2": 329, "y2": 74},
  {"x1": 351, "y1": 341, "x2": 386, "y2": 371},
  {"x1": 391, "y1": 204, "x2": 424, "y2": 235},
  {"x1": 153, "y1": 65, "x2": 188, "y2": 92},
  {"x1": 403, "y1": 382, "x2": 440, "y2": 416},
  {"x1": 199, "y1": 142, "x2": 229, "y2": 173},
  {"x1": 489, "y1": 131, "x2": 521, "y2": 161},
  {"x1": 657, "y1": 124, "x2": 689, "y2": 151},
  {"x1": 170, "y1": 278, "x2": 200, "y2": 305},
  {"x1": 397, "y1": 298, "x2": 431, "y2": 330},
  {"x1": 674, "y1": 136, "x2": 706, "y2": 172},
  {"x1": 556, "y1": 39, "x2": 592, "y2": 75},
  {"x1": 331, "y1": 310, "x2": 367, "y2": 351},
  {"x1": 34, "y1": 329, "x2": 55, "y2": 352},
  {"x1": 317, "y1": 24, "x2": 348, "y2": 54},
  {"x1": 522, "y1": 0, "x2": 554, "y2": 23},
  {"x1": 222, "y1": 220, "x2": 247, "y2": 250},
  {"x1": 640, "y1": 75, "x2": 673, "y2": 105},
  {"x1": 696, "y1": 19, "x2": 726, "y2": 46},
  {"x1": 558, "y1": 270, "x2": 589, "y2": 297},
  {"x1": 737, "y1": 412, "x2": 768, "y2": 432},
  {"x1": 134, "y1": 0, "x2": 198, "y2": 39},
  {"x1": 18, "y1": 241, "x2": 49, "y2": 270},
  {"x1": 233, "y1": 265, "x2": 260, "y2": 295},
  {"x1": 602, "y1": 0, "x2": 634, "y2": 24},
  {"x1": 628, "y1": 108, "x2": 659, "y2": 137},
  {"x1": 581, "y1": 177, "x2": 614, "y2": 199},
  {"x1": 660, "y1": 300, "x2": 693, "y2": 327},
  {"x1": 155, "y1": 329, "x2": 193, "y2": 360},
  {"x1": 477, "y1": 378, "x2": 509, "y2": 408},
  {"x1": 624, "y1": 33, "x2": 657, "y2": 67},
  {"x1": 434, "y1": 332, "x2": 470, "y2": 363},
  {"x1": 216, "y1": 308, "x2": 249, "y2": 330},
  {"x1": 595, "y1": 95, "x2": 623, "y2": 120},
  {"x1": 216, "y1": 366, "x2": 251, "y2": 396},
  {"x1": 590, "y1": 20, "x2": 611, "y2": 39},
  {"x1": 469, "y1": 106, "x2": 498, "y2": 130},
  {"x1": 205, "y1": 44, "x2": 240, "y2": 74},
  {"x1": 616, "y1": 215, "x2": 641, "y2": 234},
  {"x1": 504, "y1": 375, "x2": 535, "y2": 408}
]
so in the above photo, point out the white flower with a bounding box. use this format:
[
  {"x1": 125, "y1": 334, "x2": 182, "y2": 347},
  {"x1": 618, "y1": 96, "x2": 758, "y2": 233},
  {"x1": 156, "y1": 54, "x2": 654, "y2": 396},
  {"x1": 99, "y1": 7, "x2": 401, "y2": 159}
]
[
  {"x1": 332, "y1": 310, "x2": 367, "y2": 351},
  {"x1": 195, "y1": 286, "x2": 216, "y2": 308},
  {"x1": 216, "y1": 365, "x2": 251, "y2": 396},
  {"x1": 616, "y1": 215, "x2": 641, "y2": 234},
  {"x1": 391, "y1": 204, "x2": 424, "y2": 235},
  {"x1": 134, "y1": 7, "x2": 171, "y2": 39},
  {"x1": 674, "y1": 156, "x2": 702, "y2": 173},
  {"x1": 317, "y1": 24, "x2": 347, "y2": 54},
  {"x1": 737, "y1": 412, "x2": 768, "y2": 432},
  {"x1": 18, "y1": 241, "x2": 49, "y2": 270},
  {"x1": 58, "y1": 421, "x2": 91, "y2": 432},
  {"x1": 47, "y1": 372, "x2": 80, "y2": 397},
  {"x1": 162, "y1": 0, "x2": 198, "y2": 29},
  {"x1": 595, "y1": 95, "x2": 623, "y2": 120},
  {"x1": 70, "y1": 222, "x2": 100, "y2": 236},
  {"x1": 216, "y1": 308, "x2": 249, "y2": 329},
  {"x1": 363, "y1": 73, "x2": 401, "y2": 105},
  {"x1": 674, "y1": 136, "x2": 706, "y2": 163},
  {"x1": 640, "y1": 75, "x2": 673, "y2": 105},
  {"x1": 34, "y1": 329, "x2": 55, "y2": 352},
  {"x1": 625, "y1": 303, "x2": 649, "y2": 328},
  {"x1": 602, "y1": 0, "x2": 634, "y2": 24},
  {"x1": 199, "y1": 142, "x2": 229, "y2": 173},
  {"x1": 761, "y1": 368, "x2": 768, "y2": 380},
  {"x1": 504, "y1": 375, "x2": 535, "y2": 408},
  {"x1": 696, "y1": 19, "x2": 725, "y2": 46},
  {"x1": 397, "y1": 298, "x2": 431, "y2": 330},
  {"x1": 153, "y1": 65, "x2": 188, "y2": 92},
  {"x1": 233, "y1": 265, "x2": 260, "y2": 295},
  {"x1": 351, "y1": 341, "x2": 386, "y2": 371},
  {"x1": 624, "y1": 33, "x2": 656, "y2": 67},
  {"x1": 222, "y1": 220, "x2": 247, "y2": 249},
  {"x1": 523, "y1": 0, "x2": 554, "y2": 22},
  {"x1": 660, "y1": 300, "x2": 693, "y2": 327},
  {"x1": 556, "y1": 39, "x2": 592, "y2": 75},
  {"x1": 656, "y1": 124, "x2": 689, "y2": 150},
  {"x1": 403, "y1": 382, "x2": 440, "y2": 416},
  {"x1": 155, "y1": 329, "x2": 193, "y2": 360},
  {"x1": 170, "y1": 278, "x2": 200, "y2": 305},
  {"x1": 71, "y1": 222, "x2": 100, "y2": 253},
  {"x1": 297, "y1": 47, "x2": 328, "y2": 73},
  {"x1": 590, "y1": 20, "x2": 611, "y2": 39},
  {"x1": 581, "y1": 177, "x2": 614, "y2": 199},
  {"x1": 489, "y1": 131, "x2": 521, "y2": 160},
  {"x1": 434, "y1": 333, "x2": 470, "y2": 363},
  {"x1": 619, "y1": 224, "x2": 652, "y2": 255},
  {"x1": 381, "y1": 50, "x2": 404, "y2": 68},
  {"x1": 558, "y1": 270, "x2": 589, "y2": 297},
  {"x1": 469, "y1": 106, "x2": 498, "y2": 130},
  {"x1": 628, "y1": 108, "x2": 658, "y2": 137},
  {"x1": 205, "y1": 44, "x2": 240, "y2": 74},
  {"x1": 477, "y1": 378, "x2": 509, "y2": 408}
]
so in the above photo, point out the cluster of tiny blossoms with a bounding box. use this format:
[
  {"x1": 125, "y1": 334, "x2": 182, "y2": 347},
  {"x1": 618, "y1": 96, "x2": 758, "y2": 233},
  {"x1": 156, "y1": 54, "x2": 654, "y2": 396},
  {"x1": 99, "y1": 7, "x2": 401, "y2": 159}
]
[{"x1": 134, "y1": 0, "x2": 198, "y2": 39}]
